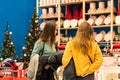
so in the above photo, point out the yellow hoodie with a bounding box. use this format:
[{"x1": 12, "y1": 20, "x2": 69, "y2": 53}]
[{"x1": 62, "y1": 40, "x2": 103, "y2": 76}]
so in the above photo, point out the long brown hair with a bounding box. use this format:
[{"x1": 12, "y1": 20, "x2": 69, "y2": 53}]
[
  {"x1": 36, "y1": 21, "x2": 56, "y2": 47},
  {"x1": 73, "y1": 21, "x2": 94, "y2": 55}
]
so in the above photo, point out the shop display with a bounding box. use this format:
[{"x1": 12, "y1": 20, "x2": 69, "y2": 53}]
[
  {"x1": 95, "y1": 15, "x2": 106, "y2": 26},
  {"x1": 40, "y1": 8, "x2": 47, "y2": 18},
  {"x1": 55, "y1": 7, "x2": 64, "y2": 17},
  {"x1": 97, "y1": 2, "x2": 105, "y2": 12},
  {"x1": 106, "y1": 1, "x2": 116, "y2": 12},
  {"x1": 87, "y1": 16, "x2": 96, "y2": 26},
  {"x1": 78, "y1": 19, "x2": 84, "y2": 26},
  {"x1": 48, "y1": 7, "x2": 55, "y2": 17},
  {"x1": 115, "y1": 16, "x2": 120, "y2": 25},
  {"x1": 2, "y1": 0, "x2": 120, "y2": 80},
  {"x1": 70, "y1": 19, "x2": 78, "y2": 28},
  {"x1": 104, "y1": 15, "x2": 114, "y2": 25},
  {"x1": 95, "y1": 31, "x2": 106, "y2": 42},
  {"x1": 88, "y1": 2, "x2": 96, "y2": 13},
  {"x1": 37, "y1": 0, "x2": 119, "y2": 47},
  {"x1": 104, "y1": 31, "x2": 115, "y2": 42}
]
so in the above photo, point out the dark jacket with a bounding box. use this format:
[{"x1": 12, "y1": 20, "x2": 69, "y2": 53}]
[
  {"x1": 48, "y1": 50, "x2": 76, "y2": 80},
  {"x1": 48, "y1": 50, "x2": 63, "y2": 70}
]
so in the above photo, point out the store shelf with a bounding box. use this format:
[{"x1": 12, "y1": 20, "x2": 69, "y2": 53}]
[
  {"x1": 97, "y1": 41, "x2": 110, "y2": 44},
  {"x1": 60, "y1": 24, "x2": 119, "y2": 30},
  {"x1": 39, "y1": 16, "x2": 64, "y2": 19},
  {"x1": 85, "y1": 11, "x2": 117, "y2": 15},
  {"x1": 85, "y1": 0, "x2": 102, "y2": 3},
  {"x1": 60, "y1": 43, "x2": 66, "y2": 45},
  {"x1": 60, "y1": 27, "x2": 78, "y2": 30},
  {"x1": 37, "y1": 0, "x2": 118, "y2": 46},
  {"x1": 60, "y1": 0, "x2": 100, "y2": 6},
  {"x1": 60, "y1": 1, "x2": 82, "y2": 6},
  {"x1": 92, "y1": 24, "x2": 119, "y2": 28},
  {"x1": 85, "y1": 11, "x2": 111, "y2": 15},
  {"x1": 97, "y1": 41, "x2": 120, "y2": 44},
  {"x1": 38, "y1": 4, "x2": 57, "y2": 8}
]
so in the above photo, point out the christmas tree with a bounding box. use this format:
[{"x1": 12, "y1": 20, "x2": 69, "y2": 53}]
[
  {"x1": 20, "y1": 13, "x2": 41, "y2": 62},
  {"x1": 0, "y1": 22, "x2": 17, "y2": 62}
]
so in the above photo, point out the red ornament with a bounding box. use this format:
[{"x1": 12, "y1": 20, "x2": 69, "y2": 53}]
[
  {"x1": 28, "y1": 54, "x2": 30, "y2": 57},
  {"x1": 30, "y1": 49, "x2": 32, "y2": 52}
]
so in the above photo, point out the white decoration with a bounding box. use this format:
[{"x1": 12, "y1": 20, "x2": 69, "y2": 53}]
[
  {"x1": 63, "y1": 20, "x2": 71, "y2": 28},
  {"x1": 0, "y1": 57, "x2": 3, "y2": 61},
  {"x1": 70, "y1": 19, "x2": 78, "y2": 28},
  {"x1": 24, "y1": 54, "x2": 27, "y2": 57},
  {"x1": 95, "y1": 34, "x2": 103, "y2": 42},
  {"x1": 9, "y1": 32, "x2": 12, "y2": 35},
  {"x1": 35, "y1": 20, "x2": 38, "y2": 23},
  {"x1": 22, "y1": 46, "x2": 26, "y2": 50},
  {"x1": 78, "y1": 19, "x2": 84, "y2": 26},
  {"x1": 14, "y1": 59, "x2": 17, "y2": 62},
  {"x1": 87, "y1": 16, "x2": 96, "y2": 26},
  {"x1": 10, "y1": 42, "x2": 13, "y2": 45},
  {"x1": 115, "y1": 16, "x2": 120, "y2": 25},
  {"x1": 28, "y1": 33, "x2": 31, "y2": 36},
  {"x1": 95, "y1": 15, "x2": 106, "y2": 26}
]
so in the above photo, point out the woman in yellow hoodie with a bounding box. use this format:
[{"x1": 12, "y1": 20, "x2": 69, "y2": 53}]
[{"x1": 62, "y1": 21, "x2": 103, "y2": 80}]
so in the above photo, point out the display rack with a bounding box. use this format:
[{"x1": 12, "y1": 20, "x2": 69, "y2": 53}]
[{"x1": 36, "y1": 0, "x2": 120, "y2": 47}]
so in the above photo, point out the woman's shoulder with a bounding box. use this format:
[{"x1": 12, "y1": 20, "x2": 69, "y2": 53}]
[
  {"x1": 36, "y1": 39, "x2": 44, "y2": 44},
  {"x1": 90, "y1": 40, "x2": 99, "y2": 46},
  {"x1": 91, "y1": 40, "x2": 97, "y2": 44}
]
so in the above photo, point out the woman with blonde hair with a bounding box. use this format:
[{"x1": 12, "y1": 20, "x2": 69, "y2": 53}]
[{"x1": 62, "y1": 21, "x2": 103, "y2": 80}]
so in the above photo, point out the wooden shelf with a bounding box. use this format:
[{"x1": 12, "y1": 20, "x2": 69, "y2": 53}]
[
  {"x1": 38, "y1": 4, "x2": 57, "y2": 8},
  {"x1": 39, "y1": 16, "x2": 58, "y2": 19},
  {"x1": 85, "y1": 11, "x2": 111, "y2": 15},
  {"x1": 98, "y1": 41, "x2": 120, "y2": 44},
  {"x1": 39, "y1": 16, "x2": 64, "y2": 19},
  {"x1": 85, "y1": 0, "x2": 101, "y2": 3},
  {"x1": 60, "y1": 1, "x2": 82, "y2": 6},
  {"x1": 85, "y1": 11, "x2": 116, "y2": 15},
  {"x1": 92, "y1": 24, "x2": 119, "y2": 28},
  {"x1": 97, "y1": 42, "x2": 110, "y2": 44},
  {"x1": 60, "y1": 0, "x2": 101, "y2": 6},
  {"x1": 60, "y1": 27, "x2": 78, "y2": 30},
  {"x1": 60, "y1": 43, "x2": 67, "y2": 45},
  {"x1": 60, "y1": 24, "x2": 119, "y2": 30},
  {"x1": 37, "y1": 0, "x2": 118, "y2": 46}
]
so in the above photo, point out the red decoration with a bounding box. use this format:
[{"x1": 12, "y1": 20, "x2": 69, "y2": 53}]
[
  {"x1": 57, "y1": 44, "x2": 66, "y2": 50},
  {"x1": 118, "y1": 3, "x2": 120, "y2": 15},
  {"x1": 65, "y1": 5, "x2": 73, "y2": 20},
  {"x1": 79, "y1": 4, "x2": 83, "y2": 19},
  {"x1": 73, "y1": 4, "x2": 80, "y2": 20},
  {"x1": 30, "y1": 49, "x2": 32, "y2": 52}
]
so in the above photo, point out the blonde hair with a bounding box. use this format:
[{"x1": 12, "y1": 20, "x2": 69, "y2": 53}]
[{"x1": 73, "y1": 21, "x2": 94, "y2": 55}]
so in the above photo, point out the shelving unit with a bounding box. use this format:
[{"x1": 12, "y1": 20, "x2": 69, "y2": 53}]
[
  {"x1": 36, "y1": 0, "x2": 120, "y2": 47},
  {"x1": 83, "y1": 0, "x2": 117, "y2": 49}
]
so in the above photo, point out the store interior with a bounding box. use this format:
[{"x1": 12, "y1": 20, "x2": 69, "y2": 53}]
[{"x1": 0, "y1": 0, "x2": 120, "y2": 80}]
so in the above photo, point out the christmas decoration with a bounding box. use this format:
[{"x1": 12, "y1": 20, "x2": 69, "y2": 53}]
[
  {"x1": 20, "y1": 13, "x2": 41, "y2": 62},
  {"x1": 0, "y1": 22, "x2": 17, "y2": 61}
]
